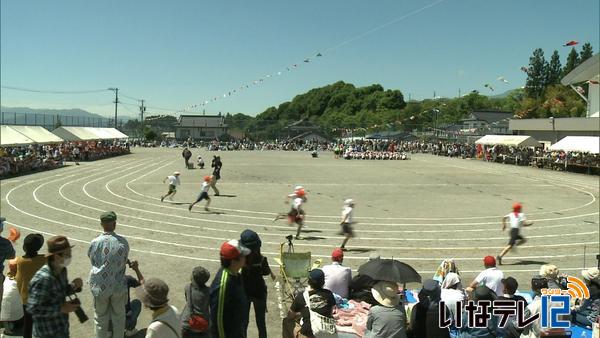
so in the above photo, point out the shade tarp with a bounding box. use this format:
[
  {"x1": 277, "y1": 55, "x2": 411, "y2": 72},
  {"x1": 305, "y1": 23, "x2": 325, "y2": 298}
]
[
  {"x1": 475, "y1": 135, "x2": 542, "y2": 147},
  {"x1": 549, "y1": 136, "x2": 599, "y2": 154},
  {"x1": 1, "y1": 125, "x2": 35, "y2": 146},
  {"x1": 52, "y1": 127, "x2": 128, "y2": 141},
  {"x1": 8, "y1": 125, "x2": 64, "y2": 144}
]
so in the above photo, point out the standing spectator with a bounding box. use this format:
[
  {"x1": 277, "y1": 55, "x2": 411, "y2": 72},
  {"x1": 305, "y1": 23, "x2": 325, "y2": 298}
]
[
  {"x1": 284, "y1": 269, "x2": 337, "y2": 338},
  {"x1": 136, "y1": 277, "x2": 182, "y2": 338},
  {"x1": 124, "y1": 260, "x2": 145, "y2": 337},
  {"x1": 27, "y1": 236, "x2": 83, "y2": 338},
  {"x1": 365, "y1": 281, "x2": 407, "y2": 338},
  {"x1": 240, "y1": 230, "x2": 275, "y2": 338},
  {"x1": 210, "y1": 239, "x2": 250, "y2": 338},
  {"x1": 181, "y1": 266, "x2": 211, "y2": 338},
  {"x1": 211, "y1": 156, "x2": 222, "y2": 196},
  {"x1": 0, "y1": 216, "x2": 16, "y2": 314},
  {"x1": 465, "y1": 256, "x2": 504, "y2": 296},
  {"x1": 15, "y1": 233, "x2": 46, "y2": 338},
  {"x1": 182, "y1": 148, "x2": 192, "y2": 168},
  {"x1": 321, "y1": 248, "x2": 352, "y2": 298},
  {"x1": 72, "y1": 146, "x2": 80, "y2": 165},
  {"x1": 88, "y1": 211, "x2": 130, "y2": 338}
]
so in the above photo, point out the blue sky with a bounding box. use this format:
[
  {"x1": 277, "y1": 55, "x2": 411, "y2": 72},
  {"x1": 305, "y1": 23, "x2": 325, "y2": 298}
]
[{"x1": 1, "y1": 0, "x2": 598, "y2": 118}]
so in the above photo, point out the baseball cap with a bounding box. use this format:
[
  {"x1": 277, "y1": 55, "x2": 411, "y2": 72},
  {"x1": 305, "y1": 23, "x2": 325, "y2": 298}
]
[
  {"x1": 344, "y1": 199, "x2": 355, "y2": 206},
  {"x1": 512, "y1": 202, "x2": 522, "y2": 212},
  {"x1": 173, "y1": 171, "x2": 181, "y2": 176},
  {"x1": 204, "y1": 176, "x2": 212, "y2": 182},
  {"x1": 483, "y1": 256, "x2": 496, "y2": 266},
  {"x1": 332, "y1": 248, "x2": 344, "y2": 262},
  {"x1": 308, "y1": 269, "x2": 325, "y2": 286},
  {"x1": 100, "y1": 211, "x2": 117, "y2": 223},
  {"x1": 220, "y1": 239, "x2": 251, "y2": 260}
]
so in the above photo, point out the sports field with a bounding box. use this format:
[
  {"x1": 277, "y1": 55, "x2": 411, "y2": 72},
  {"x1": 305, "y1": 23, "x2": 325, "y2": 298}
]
[{"x1": 1, "y1": 148, "x2": 598, "y2": 337}]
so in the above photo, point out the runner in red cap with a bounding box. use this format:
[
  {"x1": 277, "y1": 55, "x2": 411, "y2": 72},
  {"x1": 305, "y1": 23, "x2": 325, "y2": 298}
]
[
  {"x1": 188, "y1": 176, "x2": 212, "y2": 212},
  {"x1": 496, "y1": 202, "x2": 533, "y2": 265},
  {"x1": 272, "y1": 186, "x2": 307, "y2": 226}
]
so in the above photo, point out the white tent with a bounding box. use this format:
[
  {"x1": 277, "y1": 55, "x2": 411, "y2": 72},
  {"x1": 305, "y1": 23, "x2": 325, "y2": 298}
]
[
  {"x1": 548, "y1": 136, "x2": 599, "y2": 154},
  {"x1": 475, "y1": 135, "x2": 542, "y2": 147},
  {"x1": 1, "y1": 125, "x2": 35, "y2": 146},
  {"x1": 8, "y1": 125, "x2": 64, "y2": 144},
  {"x1": 52, "y1": 127, "x2": 128, "y2": 141}
]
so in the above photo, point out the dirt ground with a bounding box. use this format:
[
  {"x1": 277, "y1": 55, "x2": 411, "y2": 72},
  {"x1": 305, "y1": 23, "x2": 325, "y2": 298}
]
[{"x1": 1, "y1": 147, "x2": 598, "y2": 337}]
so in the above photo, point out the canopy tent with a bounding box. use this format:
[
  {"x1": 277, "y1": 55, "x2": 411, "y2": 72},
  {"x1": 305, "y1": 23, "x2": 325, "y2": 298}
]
[
  {"x1": 548, "y1": 136, "x2": 599, "y2": 154},
  {"x1": 475, "y1": 135, "x2": 542, "y2": 147},
  {"x1": 8, "y1": 125, "x2": 64, "y2": 144},
  {"x1": 52, "y1": 127, "x2": 128, "y2": 141},
  {"x1": 1, "y1": 125, "x2": 35, "y2": 146}
]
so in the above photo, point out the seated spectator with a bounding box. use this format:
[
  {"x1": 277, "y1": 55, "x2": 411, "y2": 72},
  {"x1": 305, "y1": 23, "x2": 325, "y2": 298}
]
[
  {"x1": 520, "y1": 276, "x2": 548, "y2": 338},
  {"x1": 410, "y1": 279, "x2": 450, "y2": 338},
  {"x1": 136, "y1": 277, "x2": 181, "y2": 338},
  {"x1": 498, "y1": 277, "x2": 527, "y2": 303},
  {"x1": 124, "y1": 260, "x2": 144, "y2": 337},
  {"x1": 466, "y1": 256, "x2": 504, "y2": 296},
  {"x1": 322, "y1": 248, "x2": 352, "y2": 299},
  {"x1": 350, "y1": 252, "x2": 380, "y2": 305},
  {"x1": 440, "y1": 272, "x2": 465, "y2": 321},
  {"x1": 364, "y1": 280, "x2": 407, "y2": 338},
  {"x1": 284, "y1": 269, "x2": 337, "y2": 338},
  {"x1": 572, "y1": 267, "x2": 600, "y2": 328},
  {"x1": 581, "y1": 267, "x2": 600, "y2": 298},
  {"x1": 181, "y1": 266, "x2": 210, "y2": 338},
  {"x1": 539, "y1": 264, "x2": 563, "y2": 290},
  {"x1": 458, "y1": 286, "x2": 499, "y2": 338}
]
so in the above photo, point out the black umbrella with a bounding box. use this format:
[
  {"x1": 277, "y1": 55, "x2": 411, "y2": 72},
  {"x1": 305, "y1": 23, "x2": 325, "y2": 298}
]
[{"x1": 358, "y1": 259, "x2": 422, "y2": 283}]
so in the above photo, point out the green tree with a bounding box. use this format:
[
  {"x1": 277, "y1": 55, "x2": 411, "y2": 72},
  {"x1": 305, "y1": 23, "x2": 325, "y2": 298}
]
[
  {"x1": 144, "y1": 128, "x2": 158, "y2": 141},
  {"x1": 525, "y1": 48, "x2": 547, "y2": 98},
  {"x1": 579, "y1": 42, "x2": 594, "y2": 63},
  {"x1": 562, "y1": 48, "x2": 580, "y2": 77},
  {"x1": 545, "y1": 50, "x2": 562, "y2": 86}
]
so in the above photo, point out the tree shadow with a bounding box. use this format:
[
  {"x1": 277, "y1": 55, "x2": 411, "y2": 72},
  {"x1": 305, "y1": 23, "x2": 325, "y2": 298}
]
[{"x1": 507, "y1": 260, "x2": 548, "y2": 266}]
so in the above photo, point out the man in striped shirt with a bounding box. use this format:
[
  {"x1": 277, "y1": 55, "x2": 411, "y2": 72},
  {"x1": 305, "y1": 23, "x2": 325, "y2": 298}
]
[{"x1": 210, "y1": 239, "x2": 250, "y2": 338}]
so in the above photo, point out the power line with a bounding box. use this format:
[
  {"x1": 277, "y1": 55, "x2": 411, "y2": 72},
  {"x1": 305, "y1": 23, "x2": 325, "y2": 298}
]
[
  {"x1": 119, "y1": 92, "x2": 142, "y2": 102},
  {"x1": 1, "y1": 85, "x2": 109, "y2": 94}
]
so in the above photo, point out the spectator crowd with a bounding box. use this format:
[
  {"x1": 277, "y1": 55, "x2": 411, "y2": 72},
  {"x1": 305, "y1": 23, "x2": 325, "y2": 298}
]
[
  {"x1": 1, "y1": 213, "x2": 598, "y2": 338},
  {"x1": 0, "y1": 141, "x2": 131, "y2": 178}
]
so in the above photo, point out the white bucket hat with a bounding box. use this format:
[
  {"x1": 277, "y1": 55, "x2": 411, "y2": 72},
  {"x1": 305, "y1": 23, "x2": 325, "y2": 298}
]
[{"x1": 371, "y1": 281, "x2": 400, "y2": 307}]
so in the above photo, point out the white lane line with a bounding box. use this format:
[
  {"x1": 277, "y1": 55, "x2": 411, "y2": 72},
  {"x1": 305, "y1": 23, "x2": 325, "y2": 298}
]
[{"x1": 131, "y1": 182, "x2": 556, "y2": 187}]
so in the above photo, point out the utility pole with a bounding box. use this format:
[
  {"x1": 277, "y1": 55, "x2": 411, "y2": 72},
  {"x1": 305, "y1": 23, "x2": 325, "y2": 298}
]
[
  {"x1": 108, "y1": 88, "x2": 119, "y2": 128},
  {"x1": 139, "y1": 99, "x2": 146, "y2": 138}
]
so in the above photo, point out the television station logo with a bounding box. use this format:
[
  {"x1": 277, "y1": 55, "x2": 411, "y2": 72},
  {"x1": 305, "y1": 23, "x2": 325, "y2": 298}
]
[{"x1": 439, "y1": 276, "x2": 590, "y2": 329}]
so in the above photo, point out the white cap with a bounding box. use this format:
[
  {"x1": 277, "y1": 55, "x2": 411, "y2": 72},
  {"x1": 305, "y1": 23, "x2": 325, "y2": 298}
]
[
  {"x1": 294, "y1": 185, "x2": 304, "y2": 191},
  {"x1": 173, "y1": 171, "x2": 181, "y2": 176},
  {"x1": 344, "y1": 199, "x2": 355, "y2": 206}
]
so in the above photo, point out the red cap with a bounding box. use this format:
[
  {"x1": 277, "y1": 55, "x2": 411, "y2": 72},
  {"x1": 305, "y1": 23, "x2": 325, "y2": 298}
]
[
  {"x1": 483, "y1": 255, "x2": 496, "y2": 266},
  {"x1": 512, "y1": 202, "x2": 522, "y2": 213},
  {"x1": 204, "y1": 176, "x2": 212, "y2": 182},
  {"x1": 220, "y1": 240, "x2": 250, "y2": 260},
  {"x1": 296, "y1": 189, "x2": 305, "y2": 197},
  {"x1": 332, "y1": 248, "x2": 344, "y2": 262}
]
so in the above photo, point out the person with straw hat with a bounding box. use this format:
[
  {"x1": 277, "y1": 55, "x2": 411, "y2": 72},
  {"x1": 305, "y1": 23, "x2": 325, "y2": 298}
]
[
  {"x1": 27, "y1": 235, "x2": 83, "y2": 338},
  {"x1": 365, "y1": 281, "x2": 408, "y2": 338}
]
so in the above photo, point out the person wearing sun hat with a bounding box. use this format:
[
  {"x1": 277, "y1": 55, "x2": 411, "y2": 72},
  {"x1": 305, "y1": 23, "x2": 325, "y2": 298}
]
[
  {"x1": 27, "y1": 235, "x2": 83, "y2": 338},
  {"x1": 364, "y1": 280, "x2": 407, "y2": 338},
  {"x1": 210, "y1": 239, "x2": 251, "y2": 338},
  {"x1": 136, "y1": 277, "x2": 181, "y2": 338},
  {"x1": 161, "y1": 171, "x2": 181, "y2": 202},
  {"x1": 581, "y1": 267, "x2": 600, "y2": 298}
]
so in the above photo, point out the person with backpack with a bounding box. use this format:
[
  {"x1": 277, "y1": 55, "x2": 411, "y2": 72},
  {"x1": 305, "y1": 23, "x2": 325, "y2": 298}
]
[
  {"x1": 137, "y1": 277, "x2": 181, "y2": 338},
  {"x1": 181, "y1": 266, "x2": 210, "y2": 338},
  {"x1": 284, "y1": 269, "x2": 337, "y2": 338}
]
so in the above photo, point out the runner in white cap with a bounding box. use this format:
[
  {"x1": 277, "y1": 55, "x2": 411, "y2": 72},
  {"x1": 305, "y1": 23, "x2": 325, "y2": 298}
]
[
  {"x1": 160, "y1": 171, "x2": 181, "y2": 202},
  {"x1": 339, "y1": 199, "x2": 356, "y2": 250}
]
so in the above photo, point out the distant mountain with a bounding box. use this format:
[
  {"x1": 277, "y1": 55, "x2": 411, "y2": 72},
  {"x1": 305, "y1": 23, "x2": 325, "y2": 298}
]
[
  {"x1": 0, "y1": 106, "x2": 106, "y2": 119},
  {"x1": 490, "y1": 88, "x2": 520, "y2": 99}
]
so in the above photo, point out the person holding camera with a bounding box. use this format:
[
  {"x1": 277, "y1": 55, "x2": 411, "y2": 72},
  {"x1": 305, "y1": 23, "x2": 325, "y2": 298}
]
[
  {"x1": 26, "y1": 235, "x2": 83, "y2": 338},
  {"x1": 88, "y1": 211, "x2": 130, "y2": 338}
]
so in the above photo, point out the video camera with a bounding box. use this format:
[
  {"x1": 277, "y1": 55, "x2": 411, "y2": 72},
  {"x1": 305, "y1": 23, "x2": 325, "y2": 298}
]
[{"x1": 67, "y1": 286, "x2": 89, "y2": 323}]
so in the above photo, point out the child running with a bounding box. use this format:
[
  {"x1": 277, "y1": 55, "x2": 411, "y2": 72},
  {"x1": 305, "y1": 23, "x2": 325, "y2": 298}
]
[
  {"x1": 161, "y1": 171, "x2": 181, "y2": 202},
  {"x1": 339, "y1": 199, "x2": 355, "y2": 250},
  {"x1": 496, "y1": 202, "x2": 533, "y2": 265},
  {"x1": 273, "y1": 186, "x2": 307, "y2": 222},
  {"x1": 189, "y1": 176, "x2": 212, "y2": 211}
]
